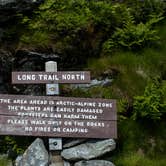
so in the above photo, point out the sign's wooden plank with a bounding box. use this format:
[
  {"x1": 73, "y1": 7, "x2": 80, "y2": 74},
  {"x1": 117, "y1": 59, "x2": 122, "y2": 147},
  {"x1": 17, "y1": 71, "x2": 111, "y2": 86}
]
[
  {"x1": 12, "y1": 71, "x2": 91, "y2": 84},
  {"x1": 0, "y1": 105, "x2": 116, "y2": 121},
  {"x1": 0, "y1": 94, "x2": 117, "y2": 138},
  {"x1": 0, "y1": 115, "x2": 117, "y2": 138},
  {"x1": 0, "y1": 94, "x2": 117, "y2": 121}
]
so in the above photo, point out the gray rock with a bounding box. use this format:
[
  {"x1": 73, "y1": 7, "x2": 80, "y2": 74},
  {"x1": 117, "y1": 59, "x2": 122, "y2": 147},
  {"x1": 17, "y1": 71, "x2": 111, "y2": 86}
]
[
  {"x1": 136, "y1": 68, "x2": 147, "y2": 78},
  {"x1": 0, "y1": 0, "x2": 42, "y2": 6},
  {"x1": 49, "y1": 161, "x2": 71, "y2": 166},
  {"x1": 64, "y1": 161, "x2": 71, "y2": 166},
  {"x1": 15, "y1": 155, "x2": 23, "y2": 166},
  {"x1": 12, "y1": 50, "x2": 60, "y2": 95},
  {"x1": 70, "y1": 78, "x2": 113, "y2": 90},
  {"x1": 63, "y1": 139, "x2": 87, "y2": 148},
  {"x1": 15, "y1": 138, "x2": 49, "y2": 166},
  {"x1": 0, "y1": 0, "x2": 15, "y2": 5},
  {"x1": 14, "y1": 50, "x2": 59, "y2": 66},
  {"x1": 61, "y1": 139, "x2": 116, "y2": 161},
  {"x1": 74, "y1": 160, "x2": 115, "y2": 166}
]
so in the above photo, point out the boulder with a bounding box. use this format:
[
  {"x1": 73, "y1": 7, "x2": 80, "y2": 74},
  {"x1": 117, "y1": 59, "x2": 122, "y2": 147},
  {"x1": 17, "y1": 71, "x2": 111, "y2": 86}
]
[
  {"x1": 13, "y1": 50, "x2": 60, "y2": 71},
  {"x1": 74, "y1": 160, "x2": 115, "y2": 166},
  {"x1": 64, "y1": 161, "x2": 71, "y2": 166},
  {"x1": 0, "y1": 0, "x2": 43, "y2": 9},
  {"x1": 61, "y1": 139, "x2": 116, "y2": 161},
  {"x1": 49, "y1": 160, "x2": 71, "y2": 166},
  {"x1": 12, "y1": 50, "x2": 59, "y2": 95},
  {"x1": 15, "y1": 155, "x2": 23, "y2": 165},
  {"x1": 70, "y1": 78, "x2": 113, "y2": 90},
  {"x1": 63, "y1": 139, "x2": 87, "y2": 148},
  {"x1": 15, "y1": 138, "x2": 49, "y2": 166}
]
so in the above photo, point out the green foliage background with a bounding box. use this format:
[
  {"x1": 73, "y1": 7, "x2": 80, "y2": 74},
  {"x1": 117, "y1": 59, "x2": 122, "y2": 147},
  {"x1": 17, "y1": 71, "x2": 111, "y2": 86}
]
[
  {"x1": 18, "y1": 0, "x2": 165, "y2": 66},
  {"x1": 1, "y1": 0, "x2": 166, "y2": 165}
]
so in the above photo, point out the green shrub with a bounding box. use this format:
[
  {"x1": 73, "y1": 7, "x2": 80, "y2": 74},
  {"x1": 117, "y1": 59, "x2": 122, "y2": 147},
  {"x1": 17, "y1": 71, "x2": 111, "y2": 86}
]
[
  {"x1": 103, "y1": 16, "x2": 163, "y2": 51},
  {"x1": 0, "y1": 136, "x2": 34, "y2": 159},
  {"x1": 114, "y1": 153, "x2": 166, "y2": 166},
  {"x1": 125, "y1": 0, "x2": 166, "y2": 23},
  {"x1": 132, "y1": 78, "x2": 166, "y2": 121},
  {"x1": 112, "y1": 119, "x2": 166, "y2": 165},
  {"x1": 20, "y1": 0, "x2": 138, "y2": 60}
]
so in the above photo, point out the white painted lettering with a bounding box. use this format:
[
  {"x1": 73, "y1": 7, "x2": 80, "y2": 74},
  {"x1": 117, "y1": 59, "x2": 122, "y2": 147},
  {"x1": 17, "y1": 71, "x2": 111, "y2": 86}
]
[
  {"x1": 63, "y1": 114, "x2": 80, "y2": 119},
  {"x1": 62, "y1": 128, "x2": 88, "y2": 133},
  {"x1": 13, "y1": 99, "x2": 27, "y2": 104},
  {"x1": 0, "y1": 99, "x2": 11, "y2": 103},
  {"x1": 29, "y1": 100, "x2": 47, "y2": 105},
  {"x1": 87, "y1": 122, "x2": 105, "y2": 127},
  {"x1": 17, "y1": 74, "x2": 36, "y2": 81},
  {"x1": 74, "y1": 121, "x2": 84, "y2": 126},
  {"x1": 98, "y1": 102, "x2": 112, "y2": 108},
  {"x1": 53, "y1": 127, "x2": 61, "y2": 132},
  {"x1": 81, "y1": 114, "x2": 97, "y2": 120},
  {"x1": 7, "y1": 119, "x2": 28, "y2": 125},
  {"x1": 34, "y1": 126, "x2": 50, "y2": 132},
  {"x1": 25, "y1": 126, "x2": 33, "y2": 131},
  {"x1": 30, "y1": 120, "x2": 46, "y2": 125}
]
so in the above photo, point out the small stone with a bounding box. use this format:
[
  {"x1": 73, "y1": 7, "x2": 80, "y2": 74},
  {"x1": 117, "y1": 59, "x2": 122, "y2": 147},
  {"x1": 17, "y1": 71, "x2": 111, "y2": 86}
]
[
  {"x1": 74, "y1": 160, "x2": 115, "y2": 166},
  {"x1": 15, "y1": 138, "x2": 49, "y2": 166},
  {"x1": 49, "y1": 160, "x2": 71, "y2": 166},
  {"x1": 61, "y1": 139, "x2": 116, "y2": 161},
  {"x1": 64, "y1": 161, "x2": 71, "y2": 166},
  {"x1": 70, "y1": 79, "x2": 113, "y2": 90}
]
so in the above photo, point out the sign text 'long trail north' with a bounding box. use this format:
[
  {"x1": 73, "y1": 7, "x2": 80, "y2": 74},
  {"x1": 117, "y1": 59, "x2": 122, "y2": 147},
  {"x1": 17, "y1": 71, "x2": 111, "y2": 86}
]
[
  {"x1": 0, "y1": 94, "x2": 117, "y2": 138},
  {"x1": 12, "y1": 71, "x2": 90, "y2": 84}
]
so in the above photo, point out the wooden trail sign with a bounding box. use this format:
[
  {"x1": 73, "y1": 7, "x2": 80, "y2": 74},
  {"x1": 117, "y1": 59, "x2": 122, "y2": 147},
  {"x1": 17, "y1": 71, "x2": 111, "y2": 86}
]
[
  {"x1": 0, "y1": 115, "x2": 116, "y2": 139},
  {"x1": 12, "y1": 71, "x2": 90, "y2": 84},
  {"x1": 0, "y1": 94, "x2": 117, "y2": 139}
]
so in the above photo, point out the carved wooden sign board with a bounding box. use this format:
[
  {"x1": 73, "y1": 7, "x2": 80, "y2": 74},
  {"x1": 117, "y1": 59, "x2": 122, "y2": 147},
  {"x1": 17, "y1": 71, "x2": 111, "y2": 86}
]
[
  {"x1": 0, "y1": 94, "x2": 117, "y2": 138},
  {"x1": 12, "y1": 71, "x2": 90, "y2": 84},
  {"x1": 0, "y1": 70, "x2": 117, "y2": 139}
]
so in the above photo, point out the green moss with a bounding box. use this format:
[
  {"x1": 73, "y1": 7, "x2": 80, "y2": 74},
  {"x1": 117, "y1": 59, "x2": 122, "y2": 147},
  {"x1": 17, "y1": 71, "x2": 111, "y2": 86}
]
[
  {"x1": 0, "y1": 156, "x2": 11, "y2": 166},
  {"x1": 87, "y1": 52, "x2": 147, "y2": 100},
  {"x1": 114, "y1": 153, "x2": 166, "y2": 166},
  {"x1": 109, "y1": 119, "x2": 166, "y2": 165}
]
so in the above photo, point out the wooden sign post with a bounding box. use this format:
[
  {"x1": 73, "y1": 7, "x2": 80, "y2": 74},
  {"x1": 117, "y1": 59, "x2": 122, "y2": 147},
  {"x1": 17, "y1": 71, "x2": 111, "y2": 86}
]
[
  {"x1": 45, "y1": 61, "x2": 59, "y2": 95},
  {"x1": 45, "y1": 61, "x2": 62, "y2": 165},
  {"x1": 45, "y1": 61, "x2": 62, "y2": 151}
]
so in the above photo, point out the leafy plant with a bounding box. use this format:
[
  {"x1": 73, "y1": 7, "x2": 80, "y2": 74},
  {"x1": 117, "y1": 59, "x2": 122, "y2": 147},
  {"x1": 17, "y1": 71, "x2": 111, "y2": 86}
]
[
  {"x1": 132, "y1": 78, "x2": 166, "y2": 121},
  {"x1": 20, "y1": 0, "x2": 140, "y2": 62},
  {"x1": 114, "y1": 153, "x2": 166, "y2": 166},
  {"x1": 124, "y1": 0, "x2": 166, "y2": 23},
  {"x1": 0, "y1": 136, "x2": 34, "y2": 159},
  {"x1": 103, "y1": 16, "x2": 163, "y2": 51}
]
